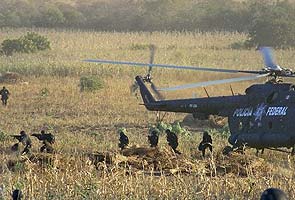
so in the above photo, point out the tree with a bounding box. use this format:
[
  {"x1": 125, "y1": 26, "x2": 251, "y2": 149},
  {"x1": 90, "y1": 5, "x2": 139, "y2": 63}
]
[{"x1": 246, "y1": 1, "x2": 295, "y2": 48}]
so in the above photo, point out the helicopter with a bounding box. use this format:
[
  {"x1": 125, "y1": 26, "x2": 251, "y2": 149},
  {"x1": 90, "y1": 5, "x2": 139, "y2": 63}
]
[{"x1": 85, "y1": 46, "x2": 295, "y2": 155}]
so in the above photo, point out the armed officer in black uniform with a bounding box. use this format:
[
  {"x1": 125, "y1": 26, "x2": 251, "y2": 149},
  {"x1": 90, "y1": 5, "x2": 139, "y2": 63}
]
[
  {"x1": 198, "y1": 131, "x2": 213, "y2": 157},
  {"x1": 11, "y1": 130, "x2": 32, "y2": 155},
  {"x1": 0, "y1": 86, "x2": 10, "y2": 106},
  {"x1": 166, "y1": 129, "x2": 181, "y2": 154},
  {"x1": 12, "y1": 189, "x2": 23, "y2": 200},
  {"x1": 118, "y1": 128, "x2": 129, "y2": 150},
  {"x1": 32, "y1": 130, "x2": 55, "y2": 153},
  {"x1": 148, "y1": 128, "x2": 159, "y2": 147}
]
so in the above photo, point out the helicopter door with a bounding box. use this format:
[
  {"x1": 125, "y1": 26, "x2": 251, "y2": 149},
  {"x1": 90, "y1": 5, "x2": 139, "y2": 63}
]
[
  {"x1": 228, "y1": 116, "x2": 252, "y2": 134},
  {"x1": 265, "y1": 91, "x2": 278, "y2": 104}
]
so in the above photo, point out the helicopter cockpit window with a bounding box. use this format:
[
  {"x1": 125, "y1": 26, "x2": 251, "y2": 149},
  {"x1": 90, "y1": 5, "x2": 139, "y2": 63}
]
[{"x1": 266, "y1": 92, "x2": 278, "y2": 104}]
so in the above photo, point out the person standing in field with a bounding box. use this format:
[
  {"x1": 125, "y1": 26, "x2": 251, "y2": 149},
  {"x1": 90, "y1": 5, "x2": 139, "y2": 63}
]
[
  {"x1": 148, "y1": 128, "x2": 159, "y2": 147},
  {"x1": 0, "y1": 86, "x2": 10, "y2": 106},
  {"x1": 198, "y1": 131, "x2": 213, "y2": 157},
  {"x1": 11, "y1": 130, "x2": 32, "y2": 155},
  {"x1": 166, "y1": 129, "x2": 181, "y2": 154},
  {"x1": 118, "y1": 128, "x2": 129, "y2": 150},
  {"x1": 32, "y1": 130, "x2": 55, "y2": 153}
]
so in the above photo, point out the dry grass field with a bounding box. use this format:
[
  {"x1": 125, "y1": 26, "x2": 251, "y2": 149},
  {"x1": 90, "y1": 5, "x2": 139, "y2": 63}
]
[{"x1": 0, "y1": 28, "x2": 295, "y2": 199}]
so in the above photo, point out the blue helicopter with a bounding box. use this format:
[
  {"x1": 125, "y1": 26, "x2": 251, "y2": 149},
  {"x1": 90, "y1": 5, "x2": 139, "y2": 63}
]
[{"x1": 85, "y1": 47, "x2": 295, "y2": 155}]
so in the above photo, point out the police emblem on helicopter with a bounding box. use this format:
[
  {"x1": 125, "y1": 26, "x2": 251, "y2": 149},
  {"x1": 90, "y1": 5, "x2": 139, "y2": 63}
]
[{"x1": 253, "y1": 103, "x2": 267, "y2": 121}]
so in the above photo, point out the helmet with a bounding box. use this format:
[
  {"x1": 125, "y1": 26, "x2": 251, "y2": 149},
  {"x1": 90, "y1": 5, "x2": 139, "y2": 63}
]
[
  {"x1": 260, "y1": 188, "x2": 287, "y2": 200},
  {"x1": 118, "y1": 128, "x2": 127, "y2": 134}
]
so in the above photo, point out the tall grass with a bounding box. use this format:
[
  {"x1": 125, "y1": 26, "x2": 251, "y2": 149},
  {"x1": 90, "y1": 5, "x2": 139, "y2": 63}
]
[{"x1": 0, "y1": 28, "x2": 294, "y2": 199}]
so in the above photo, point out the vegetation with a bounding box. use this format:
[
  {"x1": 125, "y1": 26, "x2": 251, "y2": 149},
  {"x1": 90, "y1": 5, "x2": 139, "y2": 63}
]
[
  {"x1": 0, "y1": 130, "x2": 8, "y2": 142},
  {"x1": 79, "y1": 76, "x2": 104, "y2": 92},
  {"x1": 1, "y1": 1, "x2": 295, "y2": 47},
  {"x1": 0, "y1": 29, "x2": 295, "y2": 199},
  {"x1": 245, "y1": 1, "x2": 295, "y2": 48},
  {"x1": 1, "y1": 32, "x2": 50, "y2": 56},
  {"x1": 0, "y1": 2, "x2": 293, "y2": 29}
]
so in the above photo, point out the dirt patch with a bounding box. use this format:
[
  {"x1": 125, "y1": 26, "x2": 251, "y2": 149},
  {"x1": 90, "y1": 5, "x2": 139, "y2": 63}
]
[
  {"x1": 88, "y1": 147, "x2": 203, "y2": 175},
  {"x1": 209, "y1": 152, "x2": 270, "y2": 177},
  {"x1": 181, "y1": 114, "x2": 227, "y2": 130},
  {"x1": 0, "y1": 72, "x2": 24, "y2": 83},
  {"x1": 88, "y1": 147, "x2": 269, "y2": 177}
]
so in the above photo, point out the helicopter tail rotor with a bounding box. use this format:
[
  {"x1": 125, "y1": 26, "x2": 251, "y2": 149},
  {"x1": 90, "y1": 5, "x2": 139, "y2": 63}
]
[
  {"x1": 130, "y1": 81, "x2": 139, "y2": 94},
  {"x1": 128, "y1": 44, "x2": 164, "y2": 99},
  {"x1": 148, "y1": 44, "x2": 156, "y2": 75},
  {"x1": 144, "y1": 45, "x2": 164, "y2": 100},
  {"x1": 151, "y1": 82, "x2": 165, "y2": 100},
  {"x1": 144, "y1": 44, "x2": 156, "y2": 83}
]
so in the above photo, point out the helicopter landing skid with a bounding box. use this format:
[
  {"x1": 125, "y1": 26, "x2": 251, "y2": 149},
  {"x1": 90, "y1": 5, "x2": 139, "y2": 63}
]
[
  {"x1": 223, "y1": 146, "x2": 295, "y2": 156},
  {"x1": 222, "y1": 145, "x2": 248, "y2": 156},
  {"x1": 266, "y1": 147, "x2": 295, "y2": 155}
]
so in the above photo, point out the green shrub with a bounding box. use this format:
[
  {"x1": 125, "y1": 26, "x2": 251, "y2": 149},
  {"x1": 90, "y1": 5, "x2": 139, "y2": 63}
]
[
  {"x1": 0, "y1": 32, "x2": 50, "y2": 56},
  {"x1": 171, "y1": 121, "x2": 191, "y2": 136},
  {"x1": 156, "y1": 121, "x2": 172, "y2": 134},
  {"x1": 155, "y1": 121, "x2": 190, "y2": 136},
  {"x1": 0, "y1": 130, "x2": 8, "y2": 142},
  {"x1": 207, "y1": 124, "x2": 230, "y2": 139},
  {"x1": 79, "y1": 76, "x2": 104, "y2": 92},
  {"x1": 1, "y1": 39, "x2": 22, "y2": 56},
  {"x1": 21, "y1": 32, "x2": 50, "y2": 51},
  {"x1": 40, "y1": 88, "x2": 50, "y2": 97}
]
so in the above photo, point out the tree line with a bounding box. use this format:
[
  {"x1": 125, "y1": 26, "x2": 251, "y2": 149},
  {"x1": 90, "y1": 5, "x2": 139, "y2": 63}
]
[{"x1": 1, "y1": 0, "x2": 295, "y2": 48}]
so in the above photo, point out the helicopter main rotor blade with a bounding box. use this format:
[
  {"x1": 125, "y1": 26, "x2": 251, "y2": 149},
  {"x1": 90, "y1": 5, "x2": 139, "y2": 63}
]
[
  {"x1": 84, "y1": 59, "x2": 263, "y2": 74},
  {"x1": 259, "y1": 47, "x2": 282, "y2": 71},
  {"x1": 158, "y1": 73, "x2": 270, "y2": 91}
]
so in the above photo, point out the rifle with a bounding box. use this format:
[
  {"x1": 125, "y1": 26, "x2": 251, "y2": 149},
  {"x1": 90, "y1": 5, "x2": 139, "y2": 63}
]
[
  {"x1": 10, "y1": 135, "x2": 22, "y2": 142},
  {"x1": 32, "y1": 133, "x2": 55, "y2": 144}
]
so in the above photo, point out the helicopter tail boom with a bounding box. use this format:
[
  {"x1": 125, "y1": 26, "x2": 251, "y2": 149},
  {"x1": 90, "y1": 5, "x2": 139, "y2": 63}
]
[
  {"x1": 135, "y1": 75, "x2": 248, "y2": 116},
  {"x1": 135, "y1": 76, "x2": 156, "y2": 105}
]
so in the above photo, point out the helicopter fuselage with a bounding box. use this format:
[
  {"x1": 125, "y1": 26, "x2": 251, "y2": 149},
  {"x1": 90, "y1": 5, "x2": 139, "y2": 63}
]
[
  {"x1": 228, "y1": 83, "x2": 295, "y2": 149},
  {"x1": 136, "y1": 76, "x2": 295, "y2": 150}
]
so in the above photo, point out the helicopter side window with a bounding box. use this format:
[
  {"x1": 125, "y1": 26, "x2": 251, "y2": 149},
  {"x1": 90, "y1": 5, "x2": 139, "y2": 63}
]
[
  {"x1": 266, "y1": 92, "x2": 278, "y2": 104},
  {"x1": 238, "y1": 121, "x2": 243, "y2": 131},
  {"x1": 268, "y1": 121, "x2": 273, "y2": 129}
]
